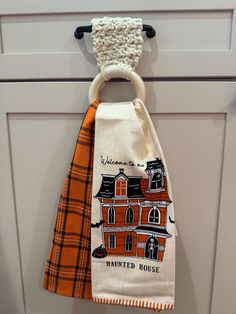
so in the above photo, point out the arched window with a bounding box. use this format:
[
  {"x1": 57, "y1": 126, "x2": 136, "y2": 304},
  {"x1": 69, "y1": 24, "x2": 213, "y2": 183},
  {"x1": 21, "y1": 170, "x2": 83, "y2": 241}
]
[
  {"x1": 125, "y1": 206, "x2": 134, "y2": 224},
  {"x1": 151, "y1": 170, "x2": 163, "y2": 190},
  {"x1": 108, "y1": 206, "x2": 115, "y2": 224},
  {"x1": 148, "y1": 206, "x2": 160, "y2": 224},
  {"x1": 125, "y1": 233, "x2": 133, "y2": 251},
  {"x1": 108, "y1": 233, "x2": 116, "y2": 249}
]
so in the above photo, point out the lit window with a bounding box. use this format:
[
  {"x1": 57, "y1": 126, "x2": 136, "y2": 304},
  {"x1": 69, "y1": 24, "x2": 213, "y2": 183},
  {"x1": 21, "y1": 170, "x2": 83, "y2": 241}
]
[
  {"x1": 125, "y1": 206, "x2": 134, "y2": 224},
  {"x1": 108, "y1": 206, "x2": 115, "y2": 224},
  {"x1": 148, "y1": 207, "x2": 160, "y2": 224},
  {"x1": 108, "y1": 233, "x2": 116, "y2": 249},
  {"x1": 116, "y1": 179, "x2": 127, "y2": 196},
  {"x1": 151, "y1": 170, "x2": 163, "y2": 190},
  {"x1": 125, "y1": 233, "x2": 133, "y2": 251}
]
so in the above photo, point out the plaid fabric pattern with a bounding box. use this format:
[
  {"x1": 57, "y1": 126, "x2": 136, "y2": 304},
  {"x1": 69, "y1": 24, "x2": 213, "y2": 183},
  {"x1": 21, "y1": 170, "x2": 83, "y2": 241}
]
[{"x1": 43, "y1": 99, "x2": 100, "y2": 299}]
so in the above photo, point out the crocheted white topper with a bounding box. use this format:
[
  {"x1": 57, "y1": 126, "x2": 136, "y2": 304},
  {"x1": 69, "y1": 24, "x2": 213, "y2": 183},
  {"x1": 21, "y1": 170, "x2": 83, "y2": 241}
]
[{"x1": 91, "y1": 17, "x2": 144, "y2": 81}]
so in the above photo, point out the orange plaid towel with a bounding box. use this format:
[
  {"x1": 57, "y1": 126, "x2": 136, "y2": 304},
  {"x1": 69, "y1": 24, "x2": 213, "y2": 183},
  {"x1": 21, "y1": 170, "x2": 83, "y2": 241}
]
[{"x1": 43, "y1": 99, "x2": 100, "y2": 299}]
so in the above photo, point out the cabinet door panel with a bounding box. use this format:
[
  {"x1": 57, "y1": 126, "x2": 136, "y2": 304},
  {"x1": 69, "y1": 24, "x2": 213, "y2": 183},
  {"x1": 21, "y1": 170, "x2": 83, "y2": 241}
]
[{"x1": 1, "y1": 82, "x2": 235, "y2": 314}]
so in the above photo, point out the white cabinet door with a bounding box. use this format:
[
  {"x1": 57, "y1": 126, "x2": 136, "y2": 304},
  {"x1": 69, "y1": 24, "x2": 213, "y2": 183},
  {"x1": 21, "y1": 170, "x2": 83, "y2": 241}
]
[
  {"x1": 0, "y1": 0, "x2": 236, "y2": 79},
  {"x1": 1, "y1": 81, "x2": 236, "y2": 314}
]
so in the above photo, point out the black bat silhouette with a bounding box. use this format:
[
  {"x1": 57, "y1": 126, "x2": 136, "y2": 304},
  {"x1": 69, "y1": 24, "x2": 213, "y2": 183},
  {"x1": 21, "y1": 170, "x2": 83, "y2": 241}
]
[
  {"x1": 169, "y1": 216, "x2": 175, "y2": 223},
  {"x1": 91, "y1": 219, "x2": 104, "y2": 228}
]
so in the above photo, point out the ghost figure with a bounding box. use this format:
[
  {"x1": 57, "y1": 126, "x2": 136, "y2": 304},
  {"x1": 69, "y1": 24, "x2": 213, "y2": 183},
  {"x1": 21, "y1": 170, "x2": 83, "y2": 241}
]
[{"x1": 148, "y1": 238, "x2": 158, "y2": 259}]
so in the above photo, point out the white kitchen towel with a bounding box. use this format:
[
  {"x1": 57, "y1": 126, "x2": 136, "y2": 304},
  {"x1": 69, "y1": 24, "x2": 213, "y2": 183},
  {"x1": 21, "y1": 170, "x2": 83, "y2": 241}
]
[{"x1": 91, "y1": 98, "x2": 176, "y2": 311}]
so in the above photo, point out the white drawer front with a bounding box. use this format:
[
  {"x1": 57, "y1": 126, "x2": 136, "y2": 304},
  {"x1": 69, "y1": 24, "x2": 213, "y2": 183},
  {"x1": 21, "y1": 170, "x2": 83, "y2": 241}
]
[{"x1": 0, "y1": 0, "x2": 236, "y2": 78}]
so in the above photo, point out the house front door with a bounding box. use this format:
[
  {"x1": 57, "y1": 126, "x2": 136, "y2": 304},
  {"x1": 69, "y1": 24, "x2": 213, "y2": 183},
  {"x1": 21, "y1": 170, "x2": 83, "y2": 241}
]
[{"x1": 145, "y1": 237, "x2": 158, "y2": 260}]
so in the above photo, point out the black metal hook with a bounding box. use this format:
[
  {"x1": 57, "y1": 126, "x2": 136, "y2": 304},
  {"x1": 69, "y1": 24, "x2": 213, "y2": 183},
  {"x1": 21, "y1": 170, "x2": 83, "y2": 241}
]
[{"x1": 74, "y1": 24, "x2": 156, "y2": 40}]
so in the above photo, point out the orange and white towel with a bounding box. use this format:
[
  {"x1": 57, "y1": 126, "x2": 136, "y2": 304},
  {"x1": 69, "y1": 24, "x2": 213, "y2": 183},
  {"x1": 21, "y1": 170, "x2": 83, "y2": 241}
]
[{"x1": 90, "y1": 98, "x2": 177, "y2": 311}]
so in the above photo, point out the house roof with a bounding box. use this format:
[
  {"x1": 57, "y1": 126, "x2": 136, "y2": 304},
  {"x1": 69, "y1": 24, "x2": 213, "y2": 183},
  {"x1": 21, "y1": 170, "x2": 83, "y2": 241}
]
[
  {"x1": 95, "y1": 170, "x2": 145, "y2": 199},
  {"x1": 95, "y1": 175, "x2": 115, "y2": 199},
  {"x1": 135, "y1": 226, "x2": 172, "y2": 237},
  {"x1": 145, "y1": 158, "x2": 164, "y2": 172},
  {"x1": 114, "y1": 169, "x2": 129, "y2": 181},
  {"x1": 95, "y1": 167, "x2": 172, "y2": 203}
]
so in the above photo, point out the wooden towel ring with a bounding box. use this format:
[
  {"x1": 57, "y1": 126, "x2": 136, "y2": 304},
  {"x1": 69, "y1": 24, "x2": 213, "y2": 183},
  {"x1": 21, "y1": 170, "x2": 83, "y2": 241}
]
[{"x1": 89, "y1": 70, "x2": 146, "y2": 104}]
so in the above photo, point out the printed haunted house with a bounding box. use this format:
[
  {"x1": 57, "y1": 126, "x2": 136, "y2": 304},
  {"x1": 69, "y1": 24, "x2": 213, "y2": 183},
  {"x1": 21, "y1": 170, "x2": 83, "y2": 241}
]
[{"x1": 94, "y1": 158, "x2": 172, "y2": 262}]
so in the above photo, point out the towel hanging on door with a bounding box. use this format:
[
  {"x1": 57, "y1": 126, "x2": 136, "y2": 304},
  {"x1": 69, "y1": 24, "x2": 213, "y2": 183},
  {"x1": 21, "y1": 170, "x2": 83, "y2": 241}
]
[
  {"x1": 91, "y1": 99, "x2": 176, "y2": 311},
  {"x1": 43, "y1": 100, "x2": 100, "y2": 298},
  {"x1": 89, "y1": 17, "x2": 177, "y2": 311},
  {"x1": 43, "y1": 16, "x2": 177, "y2": 311}
]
